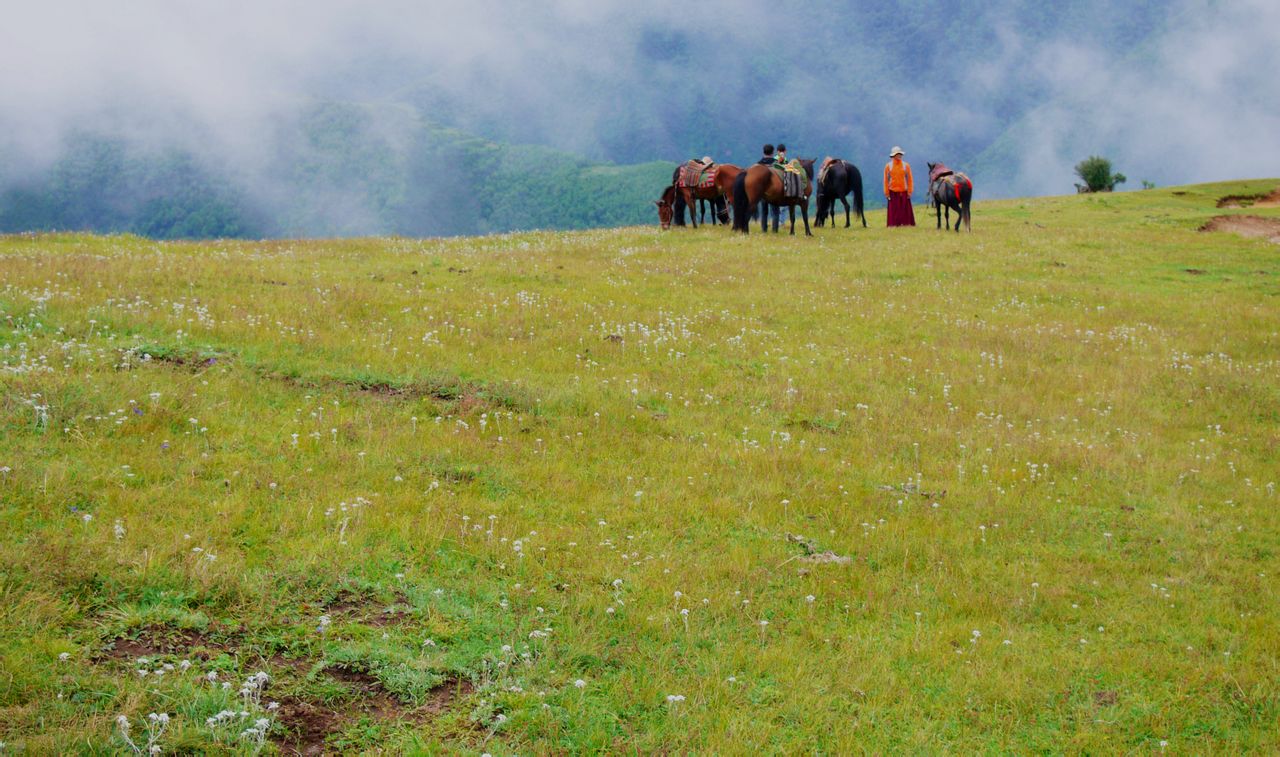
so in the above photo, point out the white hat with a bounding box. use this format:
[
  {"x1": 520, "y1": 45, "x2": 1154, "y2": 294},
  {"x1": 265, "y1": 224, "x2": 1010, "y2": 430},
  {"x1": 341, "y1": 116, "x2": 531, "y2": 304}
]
[
  {"x1": 889, "y1": 146, "x2": 904, "y2": 157},
  {"x1": 701, "y1": 156, "x2": 713, "y2": 164}
]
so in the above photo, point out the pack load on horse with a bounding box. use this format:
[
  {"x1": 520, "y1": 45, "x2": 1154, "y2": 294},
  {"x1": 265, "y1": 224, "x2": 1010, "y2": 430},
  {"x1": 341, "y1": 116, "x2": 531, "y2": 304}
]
[
  {"x1": 668, "y1": 158, "x2": 742, "y2": 229},
  {"x1": 927, "y1": 162, "x2": 974, "y2": 232},
  {"x1": 814, "y1": 158, "x2": 867, "y2": 229},
  {"x1": 770, "y1": 159, "x2": 810, "y2": 201},
  {"x1": 655, "y1": 159, "x2": 732, "y2": 229},
  {"x1": 732, "y1": 158, "x2": 815, "y2": 235}
]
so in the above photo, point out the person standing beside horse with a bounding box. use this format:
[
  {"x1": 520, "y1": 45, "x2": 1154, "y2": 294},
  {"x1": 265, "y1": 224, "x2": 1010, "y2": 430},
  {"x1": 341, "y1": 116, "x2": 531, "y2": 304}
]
[
  {"x1": 756, "y1": 144, "x2": 781, "y2": 231},
  {"x1": 883, "y1": 146, "x2": 915, "y2": 227}
]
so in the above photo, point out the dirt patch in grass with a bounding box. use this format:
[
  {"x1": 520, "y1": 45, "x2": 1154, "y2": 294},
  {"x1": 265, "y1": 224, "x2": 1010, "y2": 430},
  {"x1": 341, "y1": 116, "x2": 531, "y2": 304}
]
[
  {"x1": 420, "y1": 676, "x2": 475, "y2": 715},
  {"x1": 274, "y1": 696, "x2": 344, "y2": 757},
  {"x1": 101, "y1": 625, "x2": 232, "y2": 661},
  {"x1": 1200, "y1": 215, "x2": 1280, "y2": 244},
  {"x1": 266, "y1": 370, "x2": 531, "y2": 412},
  {"x1": 322, "y1": 589, "x2": 412, "y2": 626},
  {"x1": 1216, "y1": 188, "x2": 1280, "y2": 208},
  {"x1": 127, "y1": 344, "x2": 228, "y2": 371},
  {"x1": 273, "y1": 670, "x2": 472, "y2": 755}
]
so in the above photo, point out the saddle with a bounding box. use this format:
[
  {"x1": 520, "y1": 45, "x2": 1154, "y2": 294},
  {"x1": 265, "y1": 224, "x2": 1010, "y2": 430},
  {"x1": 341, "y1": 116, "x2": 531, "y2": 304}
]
[
  {"x1": 930, "y1": 171, "x2": 972, "y2": 205},
  {"x1": 818, "y1": 157, "x2": 838, "y2": 185},
  {"x1": 929, "y1": 163, "x2": 954, "y2": 183},
  {"x1": 770, "y1": 160, "x2": 809, "y2": 200},
  {"x1": 678, "y1": 160, "x2": 718, "y2": 189}
]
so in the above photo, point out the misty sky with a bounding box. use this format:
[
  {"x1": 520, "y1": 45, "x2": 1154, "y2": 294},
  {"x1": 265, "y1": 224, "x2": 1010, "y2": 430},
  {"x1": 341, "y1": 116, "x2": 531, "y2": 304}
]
[{"x1": 2, "y1": 0, "x2": 1279, "y2": 199}]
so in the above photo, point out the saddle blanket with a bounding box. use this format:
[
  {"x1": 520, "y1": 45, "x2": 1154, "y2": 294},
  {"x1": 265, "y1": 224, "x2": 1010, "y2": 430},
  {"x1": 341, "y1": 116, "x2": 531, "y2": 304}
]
[
  {"x1": 678, "y1": 161, "x2": 718, "y2": 189},
  {"x1": 817, "y1": 158, "x2": 836, "y2": 186},
  {"x1": 771, "y1": 160, "x2": 809, "y2": 200},
  {"x1": 931, "y1": 172, "x2": 972, "y2": 204}
]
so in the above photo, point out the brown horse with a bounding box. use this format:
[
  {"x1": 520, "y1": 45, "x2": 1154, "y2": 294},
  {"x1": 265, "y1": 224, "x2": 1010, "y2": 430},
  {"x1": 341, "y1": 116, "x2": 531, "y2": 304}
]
[
  {"x1": 731, "y1": 159, "x2": 815, "y2": 235},
  {"x1": 674, "y1": 161, "x2": 741, "y2": 228},
  {"x1": 654, "y1": 185, "x2": 677, "y2": 230}
]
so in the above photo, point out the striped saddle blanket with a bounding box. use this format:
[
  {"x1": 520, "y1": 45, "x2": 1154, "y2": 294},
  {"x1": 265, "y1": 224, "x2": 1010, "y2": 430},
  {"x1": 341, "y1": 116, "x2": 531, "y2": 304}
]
[
  {"x1": 678, "y1": 161, "x2": 718, "y2": 189},
  {"x1": 771, "y1": 160, "x2": 809, "y2": 200}
]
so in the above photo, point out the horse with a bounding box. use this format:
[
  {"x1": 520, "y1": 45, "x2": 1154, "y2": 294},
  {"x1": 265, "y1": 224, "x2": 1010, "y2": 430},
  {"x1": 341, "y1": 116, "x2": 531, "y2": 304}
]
[
  {"x1": 654, "y1": 184, "x2": 677, "y2": 230},
  {"x1": 662, "y1": 165, "x2": 728, "y2": 227},
  {"x1": 674, "y1": 161, "x2": 740, "y2": 228},
  {"x1": 731, "y1": 159, "x2": 815, "y2": 235},
  {"x1": 814, "y1": 158, "x2": 867, "y2": 229},
  {"x1": 927, "y1": 162, "x2": 973, "y2": 232}
]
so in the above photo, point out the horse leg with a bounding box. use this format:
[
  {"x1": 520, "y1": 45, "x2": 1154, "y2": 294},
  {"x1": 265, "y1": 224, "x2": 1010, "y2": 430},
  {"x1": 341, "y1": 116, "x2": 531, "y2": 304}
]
[
  {"x1": 789, "y1": 205, "x2": 796, "y2": 235},
  {"x1": 936, "y1": 198, "x2": 942, "y2": 230},
  {"x1": 801, "y1": 202, "x2": 812, "y2": 236},
  {"x1": 954, "y1": 203, "x2": 962, "y2": 232},
  {"x1": 841, "y1": 196, "x2": 851, "y2": 228},
  {"x1": 686, "y1": 189, "x2": 698, "y2": 228}
]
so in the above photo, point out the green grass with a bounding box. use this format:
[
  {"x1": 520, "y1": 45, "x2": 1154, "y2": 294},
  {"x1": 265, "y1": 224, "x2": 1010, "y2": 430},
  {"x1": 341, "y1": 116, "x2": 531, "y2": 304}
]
[{"x1": 2, "y1": 180, "x2": 1279, "y2": 753}]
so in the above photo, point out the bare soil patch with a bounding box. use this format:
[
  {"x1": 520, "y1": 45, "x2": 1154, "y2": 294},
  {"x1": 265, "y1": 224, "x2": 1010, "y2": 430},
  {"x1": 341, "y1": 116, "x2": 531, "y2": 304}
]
[
  {"x1": 264, "y1": 369, "x2": 530, "y2": 411},
  {"x1": 101, "y1": 625, "x2": 230, "y2": 661},
  {"x1": 273, "y1": 669, "x2": 473, "y2": 756},
  {"x1": 322, "y1": 589, "x2": 412, "y2": 626},
  {"x1": 1200, "y1": 215, "x2": 1280, "y2": 245},
  {"x1": 1217, "y1": 188, "x2": 1280, "y2": 208}
]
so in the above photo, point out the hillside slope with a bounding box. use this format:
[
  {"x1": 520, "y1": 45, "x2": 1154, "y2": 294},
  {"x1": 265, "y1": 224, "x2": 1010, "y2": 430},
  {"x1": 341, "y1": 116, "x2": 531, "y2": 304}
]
[{"x1": 1, "y1": 181, "x2": 1278, "y2": 752}]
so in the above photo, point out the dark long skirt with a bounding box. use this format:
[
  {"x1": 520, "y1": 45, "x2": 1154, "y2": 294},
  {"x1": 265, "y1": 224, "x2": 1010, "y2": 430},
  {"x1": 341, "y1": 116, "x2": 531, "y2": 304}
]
[{"x1": 886, "y1": 191, "x2": 915, "y2": 227}]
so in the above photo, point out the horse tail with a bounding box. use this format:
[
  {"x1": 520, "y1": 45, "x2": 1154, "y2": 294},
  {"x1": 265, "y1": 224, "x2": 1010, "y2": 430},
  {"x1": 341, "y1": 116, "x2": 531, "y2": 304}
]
[
  {"x1": 849, "y1": 163, "x2": 866, "y2": 227},
  {"x1": 961, "y1": 178, "x2": 973, "y2": 231},
  {"x1": 732, "y1": 171, "x2": 750, "y2": 233},
  {"x1": 715, "y1": 196, "x2": 730, "y2": 225}
]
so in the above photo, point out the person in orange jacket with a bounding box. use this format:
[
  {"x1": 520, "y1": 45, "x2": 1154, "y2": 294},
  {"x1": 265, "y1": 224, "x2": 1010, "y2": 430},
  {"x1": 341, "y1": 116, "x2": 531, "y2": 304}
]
[{"x1": 884, "y1": 146, "x2": 915, "y2": 227}]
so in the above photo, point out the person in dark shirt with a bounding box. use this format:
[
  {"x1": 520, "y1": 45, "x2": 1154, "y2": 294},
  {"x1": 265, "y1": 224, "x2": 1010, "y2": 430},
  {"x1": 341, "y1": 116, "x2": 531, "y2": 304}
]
[{"x1": 760, "y1": 143, "x2": 788, "y2": 231}]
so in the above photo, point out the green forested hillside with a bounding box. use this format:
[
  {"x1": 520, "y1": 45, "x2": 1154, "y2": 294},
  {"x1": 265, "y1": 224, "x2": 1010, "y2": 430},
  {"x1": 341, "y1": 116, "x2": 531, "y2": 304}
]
[{"x1": 0, "y1": 110, "x2": 673, "y2": 239}]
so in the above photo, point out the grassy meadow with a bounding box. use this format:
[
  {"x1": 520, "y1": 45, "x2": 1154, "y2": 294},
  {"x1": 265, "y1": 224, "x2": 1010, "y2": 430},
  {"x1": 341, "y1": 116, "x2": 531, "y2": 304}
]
[{"x1": 1, "y1": 180, "x2": 1278, "y2": 754}]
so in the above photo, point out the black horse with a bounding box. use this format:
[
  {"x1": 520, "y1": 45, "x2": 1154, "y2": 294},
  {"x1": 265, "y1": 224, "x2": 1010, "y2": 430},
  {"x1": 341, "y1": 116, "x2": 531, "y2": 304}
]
[
  {"x1": 927, "y1": 162, "x2": 973, "y2": 232},
  {"x1": 813, "y1": 158, "x2": 867, "y2": 229},
  {"x1": 670, "y1": 165, "x2": 729, "y2": 226}
]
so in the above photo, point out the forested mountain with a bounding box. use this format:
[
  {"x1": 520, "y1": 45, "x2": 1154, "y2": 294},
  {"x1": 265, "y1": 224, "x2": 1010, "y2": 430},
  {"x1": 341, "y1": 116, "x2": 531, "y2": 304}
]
[
  {"x1": 1, "y1": 0, "x2": 1275, "y2": 239},
  {"x1": 0, "y1": 109, "x2": 671, "y2": 239}
]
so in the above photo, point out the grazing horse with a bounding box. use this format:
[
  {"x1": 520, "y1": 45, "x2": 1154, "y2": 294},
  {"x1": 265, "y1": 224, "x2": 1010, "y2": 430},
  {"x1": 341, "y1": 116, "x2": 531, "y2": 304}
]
[
  {"x1": 732, "y1": 159, "x2": 815, "y2": 235},
  {"x1": 814, "y1": 158, "x2": 867, "y2": 229},
  {"x1": 927, "y1": 162, "x2": 973, "y2": 232},
  {"x1": 654, "y1": 185, "x2": 677, "y2": 230},
  {"x1": 674, "y1": 161, "x2": 740, "y2": 228},
  {"x1": 664, "y1": 165, "x2": 728, "y2": 227}
]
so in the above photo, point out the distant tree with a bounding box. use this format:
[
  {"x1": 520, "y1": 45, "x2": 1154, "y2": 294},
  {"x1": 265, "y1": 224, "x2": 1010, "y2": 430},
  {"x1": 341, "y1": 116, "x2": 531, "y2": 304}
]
[
  {"x1": 1074, "y1": 156, "x2": 1127, "y2": 193},
  {"x1": 1141, "y1": 180, "x2": 1156, "y2": 190}
]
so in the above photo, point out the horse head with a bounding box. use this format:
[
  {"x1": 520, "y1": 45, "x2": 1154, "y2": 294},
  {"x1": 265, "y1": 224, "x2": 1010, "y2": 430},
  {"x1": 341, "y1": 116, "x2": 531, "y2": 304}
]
[{"x1": 655, "y1": 199, "x2": 673, "y2": 230}]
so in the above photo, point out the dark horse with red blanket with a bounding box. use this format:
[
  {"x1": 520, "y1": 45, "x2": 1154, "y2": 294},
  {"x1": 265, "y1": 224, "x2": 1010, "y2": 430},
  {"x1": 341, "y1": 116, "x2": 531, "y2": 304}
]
[
  {"x1": 731, "y1": 159, "x2": 815, "y2": 235},
  {"x1": 927, "y1": 162, "x2": 973, "y2": 232},
  {"x1": 814, "y1": 158, "x2": 867, "y2": 229}
]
